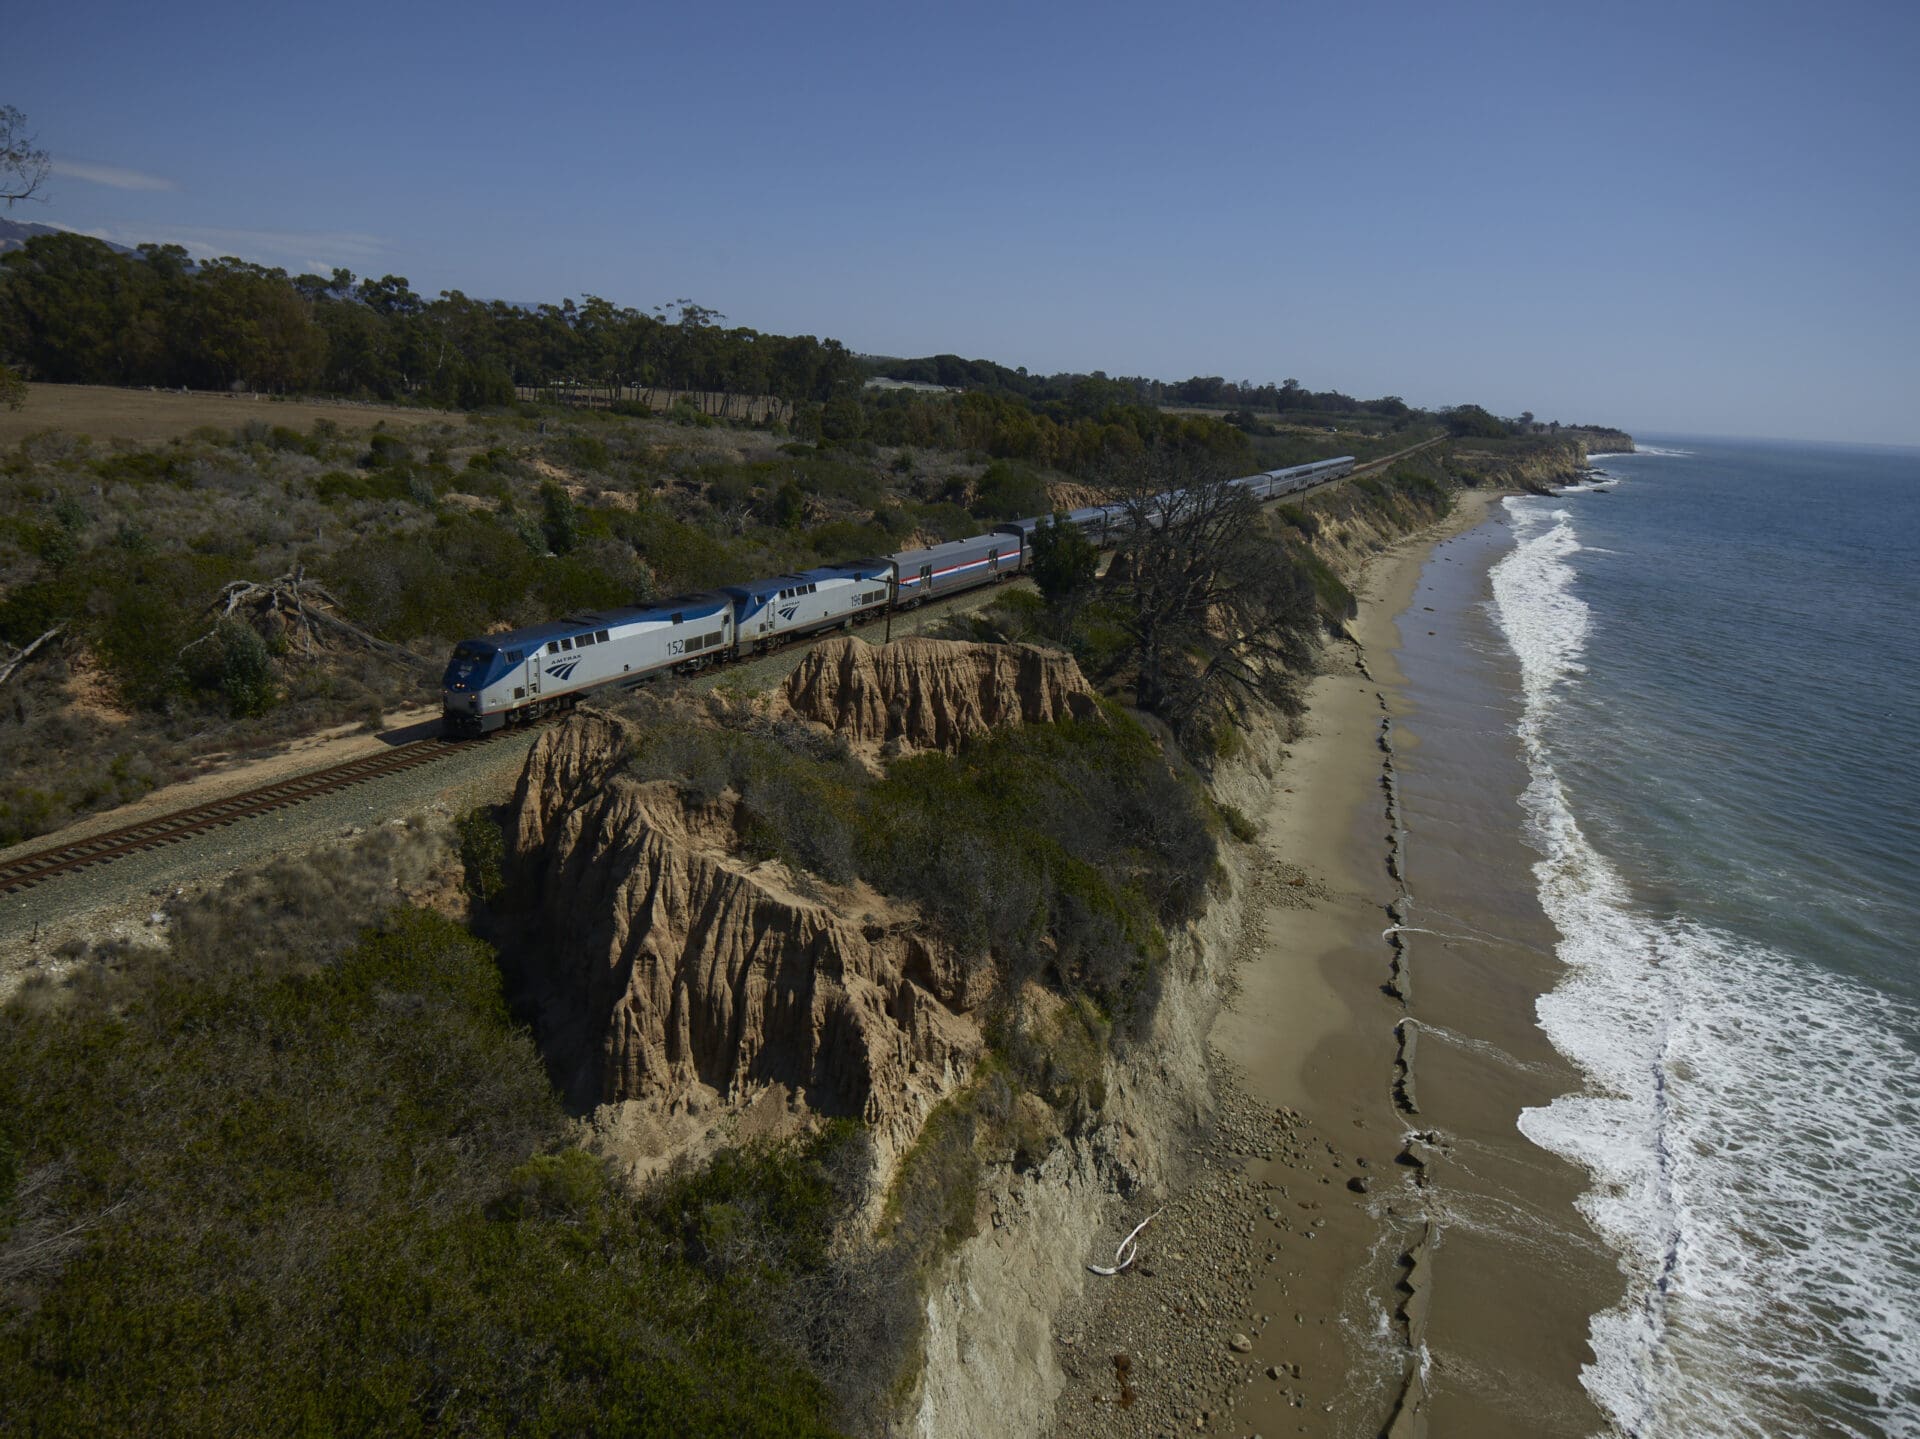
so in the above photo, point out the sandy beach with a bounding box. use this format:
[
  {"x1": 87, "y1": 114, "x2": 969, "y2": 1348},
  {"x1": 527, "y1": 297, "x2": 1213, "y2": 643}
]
[{"x1": 1052, "y1": 487, "x2": 1619, "y2": 1437}]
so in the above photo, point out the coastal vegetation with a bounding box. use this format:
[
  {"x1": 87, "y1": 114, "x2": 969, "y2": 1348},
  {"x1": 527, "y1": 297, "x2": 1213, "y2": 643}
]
[
  {"x1": 0, "y1": 405, "x2": 1548, "y2": 1432},
  {"x1": 0, "y1": 156, "x2": 1619, "y2": 1426},
  {"x1": 0, "y1": 835, "x2": 849, "y2": 1437},
  {"x1": 615, "y1": 689, "x2": 1218, "y2": 1019},
  {"x1": 0, "y1": 379, "x2": 1362, "y2": 847}
]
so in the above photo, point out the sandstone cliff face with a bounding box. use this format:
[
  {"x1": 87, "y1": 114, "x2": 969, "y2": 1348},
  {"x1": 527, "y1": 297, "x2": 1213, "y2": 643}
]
[
  {"x1": 774, "y1": 636, "x2": 1100, "y2": 753},
  {"x1": 508, "y1": 712, "x2": 982, "y2": 1158},
  {"x1": 1561, "y1": 426, "x2": 1636, "y2": 455},
  {"x1": 906, "y1": 715, "x2": 1282, "y2": 1439},
  {"x1": 1450, "y1": 433, "x2": 1634, "y2": 494}
]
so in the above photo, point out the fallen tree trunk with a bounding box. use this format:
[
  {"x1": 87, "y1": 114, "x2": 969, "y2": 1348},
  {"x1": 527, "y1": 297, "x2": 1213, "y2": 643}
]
[
  {"x1": 203, "y1": 567, "x2": 437, "y2": 674},
  {"x1": 0, "y1": 625, "x2": 64, "y2": 689}
]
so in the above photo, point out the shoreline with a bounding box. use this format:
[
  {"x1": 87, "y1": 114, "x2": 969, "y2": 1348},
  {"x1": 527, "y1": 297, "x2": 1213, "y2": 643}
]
[{"x1": 1049, "y1": 485, "x2": 1615, "y2": 1437}]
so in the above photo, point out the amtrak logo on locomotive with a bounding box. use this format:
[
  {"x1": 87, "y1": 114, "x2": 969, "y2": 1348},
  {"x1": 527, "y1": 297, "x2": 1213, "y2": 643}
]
[{"x1": 547, "y1": 657, "x2": 582, "y2": 682}]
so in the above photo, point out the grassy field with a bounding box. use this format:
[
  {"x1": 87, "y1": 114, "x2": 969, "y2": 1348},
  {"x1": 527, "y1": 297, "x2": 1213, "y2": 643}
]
[{"x1": 1, "y1": 383, "x2": 460, "y2": 446}]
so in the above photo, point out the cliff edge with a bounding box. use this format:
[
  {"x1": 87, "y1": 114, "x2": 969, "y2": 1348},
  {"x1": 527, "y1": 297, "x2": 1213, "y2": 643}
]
[
  {"x1": 773, "y1": 634, "x2": 1100, "y2": 755},
  {"x1": 507, "y1": 710, "x2": 985, "y2": 1167}
]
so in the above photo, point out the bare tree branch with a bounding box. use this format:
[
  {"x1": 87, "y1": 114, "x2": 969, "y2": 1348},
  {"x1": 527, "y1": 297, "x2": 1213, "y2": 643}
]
[
  {"x1": 0, "y1": 625, "x2": 64, "y2": 688},
  {"x1": 192, "y1": 567, "x2": 435, "y2": 673},
  {"x1": 0, "y1": 105, "x2": 50, "y2": 208},
  {"x1": 1100, "y1": 451, "x2": 1320, "y2": 752}
]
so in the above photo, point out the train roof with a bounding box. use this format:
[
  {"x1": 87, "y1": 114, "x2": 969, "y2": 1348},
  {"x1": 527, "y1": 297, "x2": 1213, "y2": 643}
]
[
  {"x1": 1269, "y1": 456, "x2": 1355, "y2": 476},
  {"x1": 719, "y1": 559, "x2": 891, "y2": 600},
  {"x1": 888, "y1": 531, "x2": 1019, "y2": 568},
  {"x1": 461, "y1": 592, "x2": 731, "y2": 651}
]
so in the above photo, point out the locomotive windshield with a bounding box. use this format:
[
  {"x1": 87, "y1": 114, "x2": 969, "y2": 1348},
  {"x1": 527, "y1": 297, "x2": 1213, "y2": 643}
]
[{"x1": 442, "y1": 641, "x2": 496, "y2": 687}]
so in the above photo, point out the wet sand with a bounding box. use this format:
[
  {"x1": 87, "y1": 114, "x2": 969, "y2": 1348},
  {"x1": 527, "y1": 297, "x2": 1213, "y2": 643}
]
[
  {"x1": 1220, "y1": 491, "x2": 1619, "y2": 1437},
  {"x1": 1049, "y1": 489, "x2": 1619, "y2": 1438}
]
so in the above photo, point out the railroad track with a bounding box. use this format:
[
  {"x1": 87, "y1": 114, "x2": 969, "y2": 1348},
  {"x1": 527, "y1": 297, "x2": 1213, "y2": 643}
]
[
  {"x1": 1340, "y1": 434, "x2": 1448, "y2": 482},
  {"x1": 0, "y1": 453, "x2": 1434, "y2": 901},
  {"x1": 0, "y1": 733, "x2": 510, "y2": 896},
  {"x1": 0, "y1": 575, "x2": 1017, "y2": 899}
]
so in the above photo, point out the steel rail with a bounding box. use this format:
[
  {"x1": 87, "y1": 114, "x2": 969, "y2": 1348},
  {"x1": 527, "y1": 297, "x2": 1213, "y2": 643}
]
[
  {"x1": 0, "y1": 733, "x2": 504, "y2": 896},
  {"x1": 1, "y1": 447, "x2": 1448, "y2": 899}
]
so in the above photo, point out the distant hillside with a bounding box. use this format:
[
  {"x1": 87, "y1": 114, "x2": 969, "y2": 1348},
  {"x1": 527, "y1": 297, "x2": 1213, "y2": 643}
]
[{"x1": 0, "y1": 218, "x2": 135, "y2": 257}]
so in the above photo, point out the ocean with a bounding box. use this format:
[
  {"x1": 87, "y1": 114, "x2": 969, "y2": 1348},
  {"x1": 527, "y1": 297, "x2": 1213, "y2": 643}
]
[{"x1": 1489, "y1": 437, "x2": 1920, "y2": 1437}]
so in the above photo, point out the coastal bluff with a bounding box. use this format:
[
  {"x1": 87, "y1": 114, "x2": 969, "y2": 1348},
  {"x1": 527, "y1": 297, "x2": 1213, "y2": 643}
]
[
  {"x1": 505, "y1": 709, "x2": 985, "y2": 1164},
  {"x1": 496, "y1": 636, "x2": 1105, "y2": 1182},
  {"x1": 1451, "y1": 429, "x2": 1635, "y2": 493},
  {"x1": 773, "y1": 634, "x2": 1101, "y2": 754}
]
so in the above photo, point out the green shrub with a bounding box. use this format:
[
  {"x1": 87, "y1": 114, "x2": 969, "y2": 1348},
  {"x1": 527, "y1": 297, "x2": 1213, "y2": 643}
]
[
  {"x1": 904, "y1": 500, "x2": 977, "y2": 542},
  {"x1": 808, "y1": 519, "x2": 891, "y2": 559},
  {"x1": 1288, "y1": 540, "x2": 1355, "y2": 622},
  {"x1": 1216, "y1": 800, "x2": 1258, "y2": 842},
  {"x1": 882, "y1": 1093, "x2": 983, "y2": 1253},
  {"x1": 617, "y1": 699, "x2": 1212, "y2": 1022},
  {"x1": 90, "y1": 449, "x2": 194, "y2": 488},
  {"x1": 1276, "y1": 502, "x2": 1319, "y2": 537},
  {"x1": 538, "y1": 480, "x2": 578, "y2": 554},
  {"x1": 562, "y1": 432, "x2": 611, "y2": 471},
  {"x1": 970, "y1": 460, "x2": 1049, "y2": 519},
  {"x1": 185, "y1": 618, "x2": 277, "y2": 717},
  {"x1": 365, "y1": 430, "x2": 411, "y2": 468},
  {"x1": 0, "y1": 902, "x2": 845, "y2": 1438},
  {"x1": 457, "y1": 805, "x2": 507, "y2": 902},
  {"x1": 315, "y1": 468, "x2": 415, "y2": 504}
]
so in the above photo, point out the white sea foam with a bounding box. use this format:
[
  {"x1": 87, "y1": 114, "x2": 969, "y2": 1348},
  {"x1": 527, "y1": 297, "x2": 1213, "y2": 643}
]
[
  {"x1": 1620, "y1": 444, "x2": 1693, "y2": 457},
  {"x1": 1491, "y1": 499, "x2": 1920, "y2": 1439}
]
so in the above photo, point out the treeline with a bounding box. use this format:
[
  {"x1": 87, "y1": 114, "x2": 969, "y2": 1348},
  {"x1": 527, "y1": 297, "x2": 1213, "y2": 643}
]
[
  {"x1": 0, "y1": 233, "x2": 861, "y2": 406},
  {"x1": 865, "y1": 353, "x2": 1417, "y2": 421},
  {"x1": 828, "y1": 387, "x2": 1256, "y2": 474}
]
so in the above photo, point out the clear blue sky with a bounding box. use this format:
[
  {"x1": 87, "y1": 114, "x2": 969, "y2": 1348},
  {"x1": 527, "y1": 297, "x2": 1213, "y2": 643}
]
[{"x1": 8, "y1": 0, "x2": 1918, "y2": 443}]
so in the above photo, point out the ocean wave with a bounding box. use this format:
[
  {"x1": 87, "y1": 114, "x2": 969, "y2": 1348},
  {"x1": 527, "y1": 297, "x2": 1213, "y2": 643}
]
[
  {"x1": 1491, "y1": 499, "x2": 1920, "y2": 1439},
  {"x1": 1621, "y1": 445, "x2": 1694, "y2": 457}
]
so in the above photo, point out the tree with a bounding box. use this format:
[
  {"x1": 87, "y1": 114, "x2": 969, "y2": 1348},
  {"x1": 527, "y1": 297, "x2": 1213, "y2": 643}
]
[
  {"x1": 1440, "y1": 403, "x2": 1511, "y2": 439},
  {"x1": 1028, "y1": 512, "x2": 1099, "y2": 633},
  {"x1": 1, "y1": 106, "x2": 49, "y2": 207},
  {"x1": 1100, "y1": 450, "x2": 1319, "y2": 751}
]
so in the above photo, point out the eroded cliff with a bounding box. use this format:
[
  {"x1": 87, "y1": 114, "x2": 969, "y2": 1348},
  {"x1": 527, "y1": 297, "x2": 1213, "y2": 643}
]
[
  {"x1": 507, "y1": 710, "x2": 984, "y2": 1165},
  {"x1": 774, "y1": 635, "x2": 1101, "y2": 754}
]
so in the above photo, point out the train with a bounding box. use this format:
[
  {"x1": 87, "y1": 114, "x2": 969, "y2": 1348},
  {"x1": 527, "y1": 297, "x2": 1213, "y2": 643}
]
[{"x1": 440, "y1": 455, "x2": 1355, "y2": 736}]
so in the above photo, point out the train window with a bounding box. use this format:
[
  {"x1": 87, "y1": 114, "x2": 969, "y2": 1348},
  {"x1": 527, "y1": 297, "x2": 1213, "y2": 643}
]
[
  {"x1": 596, "y1": 630, "x2": 610, "y2": 643},
  {"x1": 578, "y1": 633, "x2": 595, "y2": 646},
  {"x1": 514, "y1": 687, "x2": 526, "y2": 699},
  {"x1": 561, "y1": 637, "x2": 573, "y2": 651},
  {"x1": 506, "y1": 649, "x2": 523, "y2": 663},
  {"x1": 546, "y1": 641, "x2": 560, "y2": 655},
  {"x1": 672, "y1": 613, "x2": 684, "y2": 624}
]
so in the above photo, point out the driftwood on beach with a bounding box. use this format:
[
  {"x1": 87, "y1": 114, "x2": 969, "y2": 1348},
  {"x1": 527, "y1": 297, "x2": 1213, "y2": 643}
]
[{"x1": 1086, "y1": 1212, "x2": 1158, "y2": 1276}]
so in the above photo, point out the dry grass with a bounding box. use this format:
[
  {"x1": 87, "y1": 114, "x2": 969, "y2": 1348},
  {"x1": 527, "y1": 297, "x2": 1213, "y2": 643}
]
[{"x1": 0, "y1": 383, "x2": 459, "y2": 447}]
